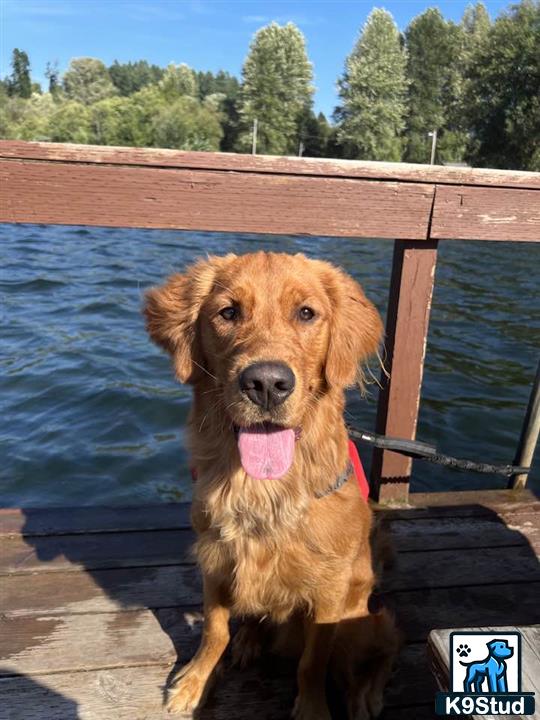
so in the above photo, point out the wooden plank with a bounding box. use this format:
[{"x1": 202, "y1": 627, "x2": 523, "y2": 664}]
[
  {"x1": 432, "y1": 185, "x2": 540, "y2": 242},
  {"x1": 3, "y1": 506, "x2": 537, "y2": 577},
  {"x1": 0, "y1": 529, "x2": 194, "y2": 575},
  {"x1": 3, "y1": 543, "x2": 538, "y2": 620},
  {"x1": 1, "y1": 606, "x2": 436, "y2": 713},
  {"x1": 2, "y1": 140, "x2": 539, "y2": 189},
  {"x1": 388, "y1": 514, "x2": 540, "y2": 553},
  {"x1": 0, "y1": 641, "x2": 432, "y2": 719},
  {"x1": 0, "y1": 505, "x2": 191, "y2": 537},
  {"x1": 1, "y1": 565, "x2": 201, "y2": 617},
  {"x1": 371, "y1": 240, "x2": 438, "y2": 502},
  {"x1": 0, "y1": 490, "x2": 536, "y2": 538},
  {"x1": 404, "y1": 489, "x2": 539, "y2": 513},
  {"x1": 0, "y1": 607, "x2": 198, "y2": 677},
  {"x1": 0, "y1": 159, "x2": 434, "y2": 239},
  {"x1": 384, "y1": 544, "x2": 540, "y2": 592},
  {"x1": 391, "y1": 584, "x2": 540, "y2": 642}
]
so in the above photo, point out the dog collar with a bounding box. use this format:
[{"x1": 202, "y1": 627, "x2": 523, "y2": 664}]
[
  {"x1": 314, "y1": 461, "x2": 353, "y2": 498},
  {"x1": 315, "y1": 440, "x2": 370, "y2": 501}
]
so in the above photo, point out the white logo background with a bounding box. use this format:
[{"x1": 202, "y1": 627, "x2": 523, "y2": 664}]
[{"x1": 451, "y1": 632, "x2": 520, "y2": 693}]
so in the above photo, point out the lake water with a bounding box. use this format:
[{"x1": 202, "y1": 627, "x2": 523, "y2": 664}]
[{"x1": 1, "y1": 224, "x2": 538, "y2": 506}]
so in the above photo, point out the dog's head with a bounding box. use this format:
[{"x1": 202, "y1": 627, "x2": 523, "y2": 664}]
[
  {"x1": 487, "y1": 640, "x2": 514, "y2": 660},
  {"x1": 144, "y1": 252, "x2": 382, "y2": 478}
]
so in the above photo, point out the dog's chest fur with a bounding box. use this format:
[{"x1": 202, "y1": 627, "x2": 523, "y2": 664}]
[{"x1": 195, "y1": 481, "x2": 323, "y2": 621}]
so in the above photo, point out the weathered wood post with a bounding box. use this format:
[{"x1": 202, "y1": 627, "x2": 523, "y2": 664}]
[
  {"x1": 370, "y1": 239, "x2": 439, "y2": 503},
  {"x1": 510, "y1": 358, "x2": 540, "y2": 489}
]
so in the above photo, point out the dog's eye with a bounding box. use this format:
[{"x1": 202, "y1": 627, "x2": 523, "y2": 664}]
[
  {"x1": 298, "y1": 306, "x2": 315, "y2": 322},
  {"x1": 219, "y1": 306, "x2": 239, "y2": 321}
]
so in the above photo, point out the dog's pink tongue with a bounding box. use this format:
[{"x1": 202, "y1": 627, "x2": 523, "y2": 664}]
[{"x1": 238, "y1": 424, "x2": 295, "y2": 480}]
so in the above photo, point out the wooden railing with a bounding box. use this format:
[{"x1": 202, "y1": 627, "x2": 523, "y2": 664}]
[{"x1": 1, "y1": 140, "x2": 539, "y2": 502}]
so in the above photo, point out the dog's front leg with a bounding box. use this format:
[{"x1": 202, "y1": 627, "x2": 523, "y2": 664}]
[
  {"x1": 292, "y1": 611, "x2": 338, "y2": 720},
  {"x1": 167, "y1": 577, "x2": 230, "y2": 715}
]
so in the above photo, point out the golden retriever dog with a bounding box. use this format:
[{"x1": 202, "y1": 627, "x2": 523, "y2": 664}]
[{"x1": 144, "y1": 252, "x2": 398, "y2": 719}]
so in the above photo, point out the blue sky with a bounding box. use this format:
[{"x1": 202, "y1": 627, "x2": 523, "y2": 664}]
[{"x1": 2, "y1": 0, "x2": 511, "y2": 116}]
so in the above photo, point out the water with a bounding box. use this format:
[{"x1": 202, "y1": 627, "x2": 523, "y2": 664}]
[{"x1": 1, "y1": 224, "x2": 538, "y2": 506}]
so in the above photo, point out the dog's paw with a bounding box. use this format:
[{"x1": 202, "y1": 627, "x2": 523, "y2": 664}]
[
  {"x1": 457, "y1": 644, "x2": 471, "y2": 658},
  {"x1": 231, "y1": 623, "x2": 262, "y2": 668},
  {"x1": 292, "y1": 694, "x2": 332, "y2": 720},
  {"x1": 166, "y1": 662, "x2": 207, "y2": 716}
]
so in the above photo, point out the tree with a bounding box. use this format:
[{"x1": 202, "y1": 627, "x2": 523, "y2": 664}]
[
  {"x1": 63, "y1": 58, "x2": 117, "y2": 105},
  {"x1": 45, "y1": 61, "x2": 60, "y2": 95},
  {"x1": 335, "y1": 8, "x2": 407, "y2": 161},
  {"x1": 464, "y1": 0, "x2": 539, "y2": 170},
  {"x1": 48, "y1": 101, "x2": 92, "y2": 143},
  {"x1": 236, "y1": 22, "x2": 313, "y2": 155},
  {"x1": 159, "y1": 63, "x2": 198, "y2": 100},
  {"x1": 297, "y1": 109, "x2": 331, "y2": 157},
  {"x1": 108, "y1": 60, "x2": 163, "y2": 96},
  {"x1": 9, "y1": 49, "x2": 32, "y2": 98},
  {"x1": 404, "y1": 9, "x2": 465, "y2": 163},
  {"x1": 152, "y1": 96, "x2": 222, "y2": 150}
]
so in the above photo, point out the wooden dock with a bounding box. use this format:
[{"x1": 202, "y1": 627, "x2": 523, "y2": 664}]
[{"x1": 2, "y1": 489, "x2": 539, "y2": 720}]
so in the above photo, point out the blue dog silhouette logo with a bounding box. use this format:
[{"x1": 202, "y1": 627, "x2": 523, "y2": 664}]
[
  {"x1": 435, "y1": 630, "x2": 536, "y2": 715},
  {"x1": 459, "y1": 638, "x2": 514, "y2": 693}
]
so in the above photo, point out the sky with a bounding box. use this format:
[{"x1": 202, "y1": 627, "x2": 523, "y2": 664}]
[{"x1": 1, "y1": 0, "x2": 511, "y2": 117}]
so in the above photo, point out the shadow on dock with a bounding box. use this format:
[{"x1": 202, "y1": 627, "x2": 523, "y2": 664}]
[{"x1": 8, "y1": 496, "x2": 540, "y2": 719}]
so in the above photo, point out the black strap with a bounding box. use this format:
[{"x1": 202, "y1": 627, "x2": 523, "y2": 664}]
[{"x1": 315, "y1": 461, "x2": 353, "y2": 499}]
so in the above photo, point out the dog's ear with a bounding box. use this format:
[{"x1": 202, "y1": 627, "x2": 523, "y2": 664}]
[
  {"x1": 323, "y1": 266, "x2": 383, "y2": 388},
  {"x1": 144, "y1": 259, "x2": 219, "y2": 384}
]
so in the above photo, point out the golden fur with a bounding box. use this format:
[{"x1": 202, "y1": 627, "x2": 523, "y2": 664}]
[{"x1": 144, "y1": 252, "x2": 398, "y2": 720}]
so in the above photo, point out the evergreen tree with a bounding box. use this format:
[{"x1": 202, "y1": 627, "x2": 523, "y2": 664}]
[
  {"x1": 45, "y1": 61, "x2": 60, "y2": 96},
  {"x1": 108, "y1": 60, "x2": 163, "y2": 96},
  {"x1": 297, "y1": 109, "x2": 332, "y2": 157},
  {"x1": 404, "y1": 9, "x2": 464, "y2": 163},
  {"x1": 63, "y1": 58, "x2": 117, "y2": 105},
  {"x1": 335, "y1": 8, "x2": 407, "y2": 161},
  {"x1": 236, "y1": 22, "x2": 313, "y2": 155},
  {"x1": 9, "y1": 49, "x2": 32, "y2": 98},
  {"x1": 464, "y1": 0, "x2": 540, "y2": 170}
]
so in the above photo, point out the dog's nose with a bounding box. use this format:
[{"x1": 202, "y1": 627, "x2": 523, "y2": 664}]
[{"x1": 239, "y1": 361, "x2": 295, "y2": 410}]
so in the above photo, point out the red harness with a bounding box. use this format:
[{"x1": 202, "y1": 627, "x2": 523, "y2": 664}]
[
  {"x1": 348, "y1": 439, "x2": 370, "y2": 501},
  {"x1": 191, "y1": 439, "x2": 369, "y2": 501}
]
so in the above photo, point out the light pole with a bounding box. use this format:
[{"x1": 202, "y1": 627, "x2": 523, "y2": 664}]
[{"x1": 428, "y1": 129, "x2": 438, "y2": 165}]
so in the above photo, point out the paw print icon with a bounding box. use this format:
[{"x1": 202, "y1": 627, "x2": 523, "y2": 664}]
[{"x1": 457, "y1": 644, "x2": 471, "y2": 658}]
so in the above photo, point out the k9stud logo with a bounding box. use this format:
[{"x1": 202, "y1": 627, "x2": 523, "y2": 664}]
[{"x1": 435, "y1": 631, "x2": 535, "y2": 716}]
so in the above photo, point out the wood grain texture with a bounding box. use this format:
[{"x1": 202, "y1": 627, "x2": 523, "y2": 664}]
[
  {"x1": 0, "y1": 505, "x2": 191, "y2": 537},
  {"x1": 0, "y1": 490, "x2": 535, "y2": 537},
  {"x1": 0, "y1": 158, "x2": 434, "y2": 239},
  {"x1": 0, "y1": 642, "x2": 432, "y2": 719},
  {"x1": 432, "y1": 185, "x2": 540, "y2": 242},
  {"x1": 0, "y1": 529, "x2": 194, "y2": 575},
  {"x1": 371, "y1": 240, "x2": 438, "y2": 501},
  {"x1": 1, "y1": 140, "x2": 539, "y2": 189},
  {"x1": 1, "y1": 565, "x2": 201, "y2": 618}
]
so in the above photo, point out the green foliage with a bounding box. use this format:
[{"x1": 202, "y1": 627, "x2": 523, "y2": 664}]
[
  {"x1": 404, "y1": 9, "x2": 467, "y2": 163},
  {"x1": 1, "y1": 3, "x2": 536, "y2": 170},
  {"x1": 108, "y1": 60, "x2": 164, "y2": 96},
  {"x1": 236, "y1": 22, "x2": 313, "y2": 154},
  {"x1": 336, "y1": 8, "x2": 408, "y2": 161},
  {"x1": 8, "y1": 49, "x2": 32, "y2": 98},
  {"x1": 152, "y1": 96, "x2": 223, "y2": 150},
  {"x1": 48, "y1": 101, "x2": 92, "y2": 143},
  {"x1": 63, "y1": 58, "x2": 117, "y2": 105},
  {"x1": 159, "y1": 63, "x2": 198, "y2": 100},
  {"x1": 464, "y1": 0, "x2": 540, "y2": 170}
]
